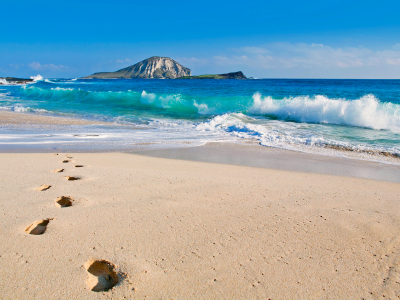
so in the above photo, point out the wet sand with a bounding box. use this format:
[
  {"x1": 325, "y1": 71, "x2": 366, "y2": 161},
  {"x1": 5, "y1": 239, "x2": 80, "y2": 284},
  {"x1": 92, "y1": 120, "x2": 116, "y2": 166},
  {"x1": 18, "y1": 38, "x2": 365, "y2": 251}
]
[{"x1": 136, "y1": 142, "x2": 400, "y2": 183}]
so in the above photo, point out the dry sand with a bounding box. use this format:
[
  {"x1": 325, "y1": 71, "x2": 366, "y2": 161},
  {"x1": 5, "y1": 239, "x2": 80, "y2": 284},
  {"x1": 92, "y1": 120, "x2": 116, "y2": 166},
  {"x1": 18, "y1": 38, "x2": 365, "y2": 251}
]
[{"x1": 0, "y1": 152, "x2": 400, "y2": 299}]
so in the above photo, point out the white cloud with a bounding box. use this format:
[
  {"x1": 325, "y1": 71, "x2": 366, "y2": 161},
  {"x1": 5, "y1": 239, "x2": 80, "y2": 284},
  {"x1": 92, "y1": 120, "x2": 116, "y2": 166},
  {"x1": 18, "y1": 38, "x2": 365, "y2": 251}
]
[
  {"x1": 181, "y1": 43, "x2": 400, "y2": 70},
  {"x1": 241, "y1": 46, "x2": 269, "y2": 54},
  {"x1": 28, "y1": 62, "x2": 69, "y2": 71},
  {"x1": 9, "y1": 63, "x2": 24, "y2": 69},
  {"x1": 387, "y1": 58, "x2": 400, "y2": 65},
  {"x1": 392, "y1": 43, "x2": 400, "y2": 51},
  {"x1": 176, "y1": 57, "x2": 208, "y2": 65},
  {"x1": 213, "y1": 55, "x2": 250, "y2": 66},
  {"x1": 116, "y1": 58, "x2": 132, "y2": 63}
]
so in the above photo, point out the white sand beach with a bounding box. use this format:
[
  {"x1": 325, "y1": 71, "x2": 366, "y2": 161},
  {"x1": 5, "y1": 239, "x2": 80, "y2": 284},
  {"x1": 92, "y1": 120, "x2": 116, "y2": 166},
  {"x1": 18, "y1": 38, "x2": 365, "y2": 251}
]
[{"x1": 1, "y1": 151, "x2": 400, "y2": 299}]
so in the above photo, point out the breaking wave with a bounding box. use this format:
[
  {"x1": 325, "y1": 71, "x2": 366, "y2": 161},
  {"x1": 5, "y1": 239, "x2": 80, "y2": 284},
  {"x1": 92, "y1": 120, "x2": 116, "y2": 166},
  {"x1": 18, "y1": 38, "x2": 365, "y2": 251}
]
[
  {"x1": 6, "y1": 86, "x2": 400, "y2": 133},
  {"x1": 0, "y1": 104, "x2": 48, "y2": 113},
  {"x1": 250, "y1": 93, "x2": 400, "y2": 132},
  {"x1": 30, "y1": 74, "x2": 43, "y2": 82}
]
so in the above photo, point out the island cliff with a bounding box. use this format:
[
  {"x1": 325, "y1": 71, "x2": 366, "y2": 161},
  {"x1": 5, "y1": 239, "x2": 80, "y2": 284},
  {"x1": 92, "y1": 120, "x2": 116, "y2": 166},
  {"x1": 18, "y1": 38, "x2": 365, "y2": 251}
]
[{"x1": 83, "y1": 57, "x2": 191, "y2": 79}]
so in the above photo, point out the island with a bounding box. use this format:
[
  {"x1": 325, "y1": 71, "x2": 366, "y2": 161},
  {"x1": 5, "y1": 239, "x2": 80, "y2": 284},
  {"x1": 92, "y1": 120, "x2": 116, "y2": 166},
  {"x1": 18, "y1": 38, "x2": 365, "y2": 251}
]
[
  {"x1": 83, "y1": 57, "x2": 248, "y2": 80},
  {"x1": 82, "y1": 56, "x2": 191, "y2": 79},
  {"x1": 177, "y1": 71, "x2": 247, "y2": 79}
]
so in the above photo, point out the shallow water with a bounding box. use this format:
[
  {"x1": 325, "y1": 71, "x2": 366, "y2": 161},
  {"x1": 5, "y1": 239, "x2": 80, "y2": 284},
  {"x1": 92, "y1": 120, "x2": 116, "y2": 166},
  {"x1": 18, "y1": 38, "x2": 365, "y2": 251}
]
[{"x1": 1, "y1": 78, "x2": 399, "y2": 163}]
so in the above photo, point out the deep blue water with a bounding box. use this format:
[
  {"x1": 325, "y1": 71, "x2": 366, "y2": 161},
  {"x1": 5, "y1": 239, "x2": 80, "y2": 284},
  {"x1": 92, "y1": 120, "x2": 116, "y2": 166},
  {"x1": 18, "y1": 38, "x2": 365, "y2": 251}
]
[{"x1": 0, "y1": 78, "x2": 399, "y2": 161}]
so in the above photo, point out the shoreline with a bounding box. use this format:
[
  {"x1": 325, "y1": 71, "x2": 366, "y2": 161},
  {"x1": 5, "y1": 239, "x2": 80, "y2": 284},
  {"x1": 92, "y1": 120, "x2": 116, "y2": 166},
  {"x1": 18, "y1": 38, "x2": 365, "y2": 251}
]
[
  {"x1": 1, "y1": 110, "x2": 400, "y2": 183},
  {"x1": 0, "y1": 110, "x2": 109, "y2": 126},
  {"x1": 134, "y1": 142, "x2": 400, "y2": 183}
]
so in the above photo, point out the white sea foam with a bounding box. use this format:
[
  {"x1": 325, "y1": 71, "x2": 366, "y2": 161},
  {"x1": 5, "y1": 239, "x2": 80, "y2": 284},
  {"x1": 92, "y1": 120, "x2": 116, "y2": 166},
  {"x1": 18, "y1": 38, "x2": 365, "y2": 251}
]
[
  {"x1": 195, "y1": 113, "x2": 400, "y2": 159},
  {"x1": 249, "y1": 93, "x2": 400, "y2": 132},
  {"x1": 50, "y1": 87, "x2": 75, "y2": 91},
  {"x1": 140, "y1": 91, "x2": 156, "y2": 104},
  {"x1": 140, "y1": 90, "x2": 184, "y2": 109},
  {"x1": 193, "y1": 101, "x2": 217, "y2": 114},
  {"x1": 44, "y1": 78, "x2": 82, "y2": 84},
  {"x1": 0, "y1": 78, "x2": 8, "y2": 85},
  {"x1": 158, "y1": 94, "x2": 174, "y2": 108},
  {"x1": 0, "y1": 104, "x2": 48, "y2": 113},
  {"x1": 30, "y1": 74, "x2": 43, "y2": 82}
]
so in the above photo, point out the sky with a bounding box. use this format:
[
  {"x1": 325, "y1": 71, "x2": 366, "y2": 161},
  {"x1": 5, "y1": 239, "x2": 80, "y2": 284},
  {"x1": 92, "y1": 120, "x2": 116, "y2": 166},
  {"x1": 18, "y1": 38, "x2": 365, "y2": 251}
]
[{"x1": 1, "y1": 0, "x2": 400, "y2": 79}]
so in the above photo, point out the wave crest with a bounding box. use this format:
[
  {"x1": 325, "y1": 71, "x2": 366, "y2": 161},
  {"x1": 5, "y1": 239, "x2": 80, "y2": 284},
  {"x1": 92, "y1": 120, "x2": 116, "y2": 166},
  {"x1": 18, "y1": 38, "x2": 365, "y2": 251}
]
[
  {"x1": 9, "y1": 86, "x2": 400, "y2": 132},
  {"x1": 249, "y1": 93, "x2": 400, "y2": 131},
  {"x1": 30, "y1": 74, "x2": 43, "y2": 82}
]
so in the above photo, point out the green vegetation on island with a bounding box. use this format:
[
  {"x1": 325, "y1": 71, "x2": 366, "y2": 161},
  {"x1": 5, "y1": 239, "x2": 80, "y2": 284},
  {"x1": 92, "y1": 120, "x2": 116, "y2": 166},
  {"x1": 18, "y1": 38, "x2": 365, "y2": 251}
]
[
  {"x1": 177, "y1": 71, "x2": 247, "y2": 80},
  {"x1": 178, "y1": 75, "x2": 226, "y2": 79}
]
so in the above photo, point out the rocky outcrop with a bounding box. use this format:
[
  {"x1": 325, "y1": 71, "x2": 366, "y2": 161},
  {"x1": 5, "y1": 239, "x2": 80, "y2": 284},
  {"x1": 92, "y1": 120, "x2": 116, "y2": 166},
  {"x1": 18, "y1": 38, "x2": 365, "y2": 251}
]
[
  {"x1": 177, "y1": 71, "x2": 247, "y2": 79},
  {"x1": 0, "y1": 77, "x2": 34, "y2": 85},
  {"x1": 218, "y1": 71, "x2": 246, "y2": 79},
  {"x1": 83, "y1": 57, "x2": 191, "y2": 79}
]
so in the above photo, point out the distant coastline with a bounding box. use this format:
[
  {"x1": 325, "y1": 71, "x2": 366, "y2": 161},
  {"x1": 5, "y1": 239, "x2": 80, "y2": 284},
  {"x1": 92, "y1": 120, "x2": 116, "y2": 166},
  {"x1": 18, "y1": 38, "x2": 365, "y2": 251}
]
[{"x1": 0, "y1": 77, "x2": 34, "y2": 85}]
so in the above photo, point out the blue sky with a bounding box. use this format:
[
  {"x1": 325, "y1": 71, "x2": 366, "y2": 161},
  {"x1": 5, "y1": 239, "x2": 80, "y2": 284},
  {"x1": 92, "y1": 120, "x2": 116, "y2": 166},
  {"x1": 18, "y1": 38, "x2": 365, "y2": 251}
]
[{"x1": 1, "y1": 0, "x2": 400, "y2": 78}]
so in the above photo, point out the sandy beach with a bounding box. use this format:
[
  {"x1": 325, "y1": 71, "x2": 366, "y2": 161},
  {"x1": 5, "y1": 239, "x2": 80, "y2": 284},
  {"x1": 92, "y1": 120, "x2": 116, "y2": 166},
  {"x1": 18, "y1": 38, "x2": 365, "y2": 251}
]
[
  {"x1": 3, "y1": 0, "x2": 400, "y2": 298},
  {"x1": 1, "y1": 149, "x2": 400, "y2": 299}
]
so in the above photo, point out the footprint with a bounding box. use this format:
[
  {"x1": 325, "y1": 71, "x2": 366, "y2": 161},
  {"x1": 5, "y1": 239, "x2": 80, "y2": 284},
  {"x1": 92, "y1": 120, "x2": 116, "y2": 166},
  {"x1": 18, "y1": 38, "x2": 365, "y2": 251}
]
[
  {"x1": 66, "y1": 156, "x2": 73, "y2": 159},
  {"x1": 54, "y1": 169, "x2": 64, "y2": 173},
  {"x1": 75, "y1": 165, "x2": 84, "y2": 168},
  {"x1": 25, "y1": 219, "x2": 52, "y2": 235},
  {"x1": 84, "y1": 259, "x2": 120, "y2": 292},
  {"x1": 65, "y1": 176, "x2": 80, "y2": 181},
  {"x1": 55, "y1": 196, "x2": 73, "y2": 207},
  {"x1": 62, "y1": 160, "x2": 70, "y2": 163},
  {"x1": 37, "y1": 184, "x2": 51, "y2": 191},
  {"x1": 53, "y1": 153, "x2": 59, "y2": 155}
]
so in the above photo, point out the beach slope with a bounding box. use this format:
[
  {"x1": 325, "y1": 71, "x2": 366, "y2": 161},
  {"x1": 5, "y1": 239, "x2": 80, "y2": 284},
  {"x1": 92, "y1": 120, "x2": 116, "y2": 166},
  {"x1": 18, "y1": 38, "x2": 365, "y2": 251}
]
[{"x1": 0, "y1": 152, "x2": 399, "y2": 299}]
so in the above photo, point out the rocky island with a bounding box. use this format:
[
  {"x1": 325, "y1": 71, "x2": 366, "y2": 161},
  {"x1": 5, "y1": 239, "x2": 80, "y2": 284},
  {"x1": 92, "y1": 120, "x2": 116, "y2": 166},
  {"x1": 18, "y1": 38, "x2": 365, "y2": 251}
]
[
  {"x1": 83, "y1": 56, "x2": 191, "y2": 79},
  {"x1": 177, "y1": 71, "x2": 247, "y2": 79}
]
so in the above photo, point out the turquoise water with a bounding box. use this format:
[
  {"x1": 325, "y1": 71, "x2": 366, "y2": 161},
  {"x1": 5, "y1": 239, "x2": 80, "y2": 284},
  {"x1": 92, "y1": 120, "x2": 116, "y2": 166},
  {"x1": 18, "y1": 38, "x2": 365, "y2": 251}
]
[{"x1": 0, "y1": 78, "x2": 400, "y2": 161}]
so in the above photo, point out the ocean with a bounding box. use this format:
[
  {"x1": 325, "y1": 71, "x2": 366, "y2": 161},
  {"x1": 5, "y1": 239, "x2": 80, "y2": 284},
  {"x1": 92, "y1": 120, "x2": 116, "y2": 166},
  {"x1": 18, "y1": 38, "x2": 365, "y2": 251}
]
[{"x1": 0, "y1": 78, "x2": 399, "y2": 163}]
